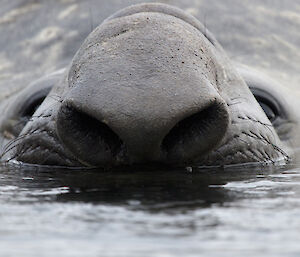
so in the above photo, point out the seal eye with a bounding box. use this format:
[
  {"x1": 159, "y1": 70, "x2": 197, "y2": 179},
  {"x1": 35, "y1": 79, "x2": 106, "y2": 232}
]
[
  {"x1": 250, "y1": 88, "x2": 280, "y2": 123},
  {"x1": 255, "y1": 97, "x2": 277, "y2": 122},
  {"x1": 10, "y1": 88, "x2": 50, "y2": 137},
  {"x1": 20, "y1": 88, "x2": 49, "y2": 120},
  {"x1": 22, "y1": 96, "x2": 46, "y2": 120}
]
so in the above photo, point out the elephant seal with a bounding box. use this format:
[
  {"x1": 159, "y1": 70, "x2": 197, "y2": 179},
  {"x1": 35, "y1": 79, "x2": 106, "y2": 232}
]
[{"x1": 0, "y1": 3, "x2": 298, "y2": 168}]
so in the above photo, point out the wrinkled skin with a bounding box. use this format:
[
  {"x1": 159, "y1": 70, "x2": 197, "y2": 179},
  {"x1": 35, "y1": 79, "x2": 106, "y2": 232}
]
[{"x1": 0, "y1": 3, "x2": 298, "y2": 168}]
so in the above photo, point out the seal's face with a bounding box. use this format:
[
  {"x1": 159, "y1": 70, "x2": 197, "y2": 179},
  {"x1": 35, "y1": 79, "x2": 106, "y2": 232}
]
[{"x1": 0, "y1": 3, "x2": 295, "y2": 168}]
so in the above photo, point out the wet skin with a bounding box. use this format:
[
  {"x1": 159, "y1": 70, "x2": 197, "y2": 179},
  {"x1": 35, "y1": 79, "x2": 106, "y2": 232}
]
[{"x1": 0, "y1": 3, "x2": 298, "y2": 168}]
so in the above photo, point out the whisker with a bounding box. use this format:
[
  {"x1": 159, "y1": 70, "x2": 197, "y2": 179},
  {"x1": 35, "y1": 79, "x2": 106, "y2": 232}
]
[
  {"x1": 1, "y1": 130, "x2": 39, "y2": 158},
  {"x1": 237, "y1": 115, "x2": 276, "y2": 141},
  {"x1": 7, "y1": 93, "x2": 62, "y2": 132},
  {"x1": 227, "y1": 101, "x2": 242, "y2": 106},
  {"x1": 1, "y1": 118, "x2": 51, "y2": 159},
  {"x1": 9, "y1": 114, "x2": 52, "y2": 132},
  {"x1": 47, "y1": 94, "x2": 63, "y2": 103},
  {"x1": 6, "y1": 142, "x2": 29, "y2": 162},
  {"x1": 2, "y1": 127, "x2": 40, "y2": 152},
  {"x1": 230, "y1": 96, "x2": 247, "y2": 101}
]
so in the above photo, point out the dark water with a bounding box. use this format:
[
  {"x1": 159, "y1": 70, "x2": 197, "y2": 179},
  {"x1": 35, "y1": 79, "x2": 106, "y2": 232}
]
[{"x1": 1, "y1": 162, "x2": 300, "y2": 257}]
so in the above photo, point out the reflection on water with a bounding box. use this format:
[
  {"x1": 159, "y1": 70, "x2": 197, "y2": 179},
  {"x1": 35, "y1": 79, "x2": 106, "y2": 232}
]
[{"x1": 0, "y1": 163, "x2": 300, "y2": 257}]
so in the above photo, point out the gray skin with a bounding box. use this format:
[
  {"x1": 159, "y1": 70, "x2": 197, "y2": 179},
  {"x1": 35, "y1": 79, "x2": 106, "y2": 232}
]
[{"x1": 0, "y1": 2, "x2": 299, "y2": 168}]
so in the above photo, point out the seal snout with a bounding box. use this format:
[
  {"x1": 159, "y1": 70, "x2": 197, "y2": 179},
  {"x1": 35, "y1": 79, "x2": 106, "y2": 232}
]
[{"x1": 55, "y1": 3, "x2": 231, "y2": 167}]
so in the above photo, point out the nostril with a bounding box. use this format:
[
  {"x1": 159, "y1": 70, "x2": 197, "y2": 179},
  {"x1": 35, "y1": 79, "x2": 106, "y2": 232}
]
[
  {"x1": 57, "y1": 103, "x2": 123, "y2": 166},
  {"x1": 161, "y1": 100, "x2": 229, "y2": 163},
  {"x1": 162, "y1": 106, "x2": 212, "y2": 151}
]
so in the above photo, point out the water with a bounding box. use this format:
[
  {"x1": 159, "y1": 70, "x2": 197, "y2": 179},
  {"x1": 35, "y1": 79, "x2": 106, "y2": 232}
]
[{"x1": 0, "y1": 163, "x2": 300, "y2": 257}]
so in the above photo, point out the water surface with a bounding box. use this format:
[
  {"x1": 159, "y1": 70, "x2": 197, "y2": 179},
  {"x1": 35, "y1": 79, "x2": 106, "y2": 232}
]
[{"x1": 1, "y1": 163, "x2": 300, "y2": 257}]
